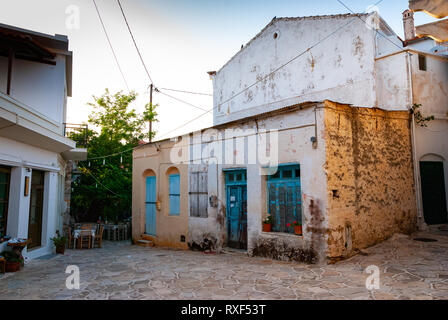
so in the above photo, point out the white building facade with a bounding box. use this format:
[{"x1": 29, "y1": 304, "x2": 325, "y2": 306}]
[
  {"x1": 134, "y1": 12, "x2": 447, "y2": 263},
  {"x1": 0, "y1": 24, "x2": 86, "y2": 259},
  {"x1": 210, "y1": 12, "x2": 448, "y2": 229}
]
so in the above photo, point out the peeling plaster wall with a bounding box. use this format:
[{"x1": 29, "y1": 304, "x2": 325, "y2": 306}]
[
  {"x1": 213, "y1": 14, "x2": 379, "y2": 126},
  {"x1": 187, "y1": 163, "x2": 224, "y2": 252},
  {"x1": 132, "y1": 140, "x2": 189, "y2": 249},
  {"x1": 134, "y1": 104, "x2": 329, "y2": 261},
  {"x1": 215, "y1": 105, "x2": 328, "y2": 263},
  {"x1": 324, "y1": 101, "x2": 417, "y2": 261}
]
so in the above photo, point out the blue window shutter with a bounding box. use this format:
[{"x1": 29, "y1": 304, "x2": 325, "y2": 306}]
[{"x1": 169, "y1": 174, "x2": 180, "y2": 215}]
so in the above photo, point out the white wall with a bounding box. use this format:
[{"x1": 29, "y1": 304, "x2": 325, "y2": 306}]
[
  {"x1": 184, "y1": 105, "x2": 328, "y2": 260},
  {"x1": 0, "y1": 135, "x2": 66, "y2": 260},
  {"x1": 375, "y1": 52, "x2": 411, "y2": 110},
  {"x1": 212, "y1": 14, "x2": 380, "y2": 126},
  {"x1": 0, "y1": 136, "x2": 60, "y2": 170},
  {"x1": 0, "y1": 54, "x2": 67, "y2": 126}
]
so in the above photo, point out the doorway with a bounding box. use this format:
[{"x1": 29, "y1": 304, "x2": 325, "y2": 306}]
[
  {"x1": 0, "y1": 166, "x2": 11, "y2": 238},
  {"x1": 225, "y1": 170, "x2": 247, "y2": 250},
  {"x1": 420, "y1": 161, "x2": 448, "y2": 225},
  {"x1": 28, "y1": 170, "x2": 45, "y2": 249},
  {"x1": 145, "y1": 175, "x2": 157, "y2": 236}
]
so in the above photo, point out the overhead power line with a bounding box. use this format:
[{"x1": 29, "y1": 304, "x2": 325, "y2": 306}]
[
  {"x1": 155, "y1": 88, "x2": 211, "y2": 112},
  {"x1": 336, "y1": 0, "x2": 405, "y2": 53},
  {"x1": 92, "y1": 0, "x2": 130, "y2": 92},
  {"x1": 157, "y1": 87, "x2": 213, "y2": 96},
  {"x1": 117, "y1": 0, "x2": 154, "y2": 85}
]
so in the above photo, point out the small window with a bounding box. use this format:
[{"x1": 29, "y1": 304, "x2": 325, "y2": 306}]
[
  {"x1": 282, "y1": 170, "x2": 292, "y2": 178},
  {"x1": 418, "y1": 54, "x2": 427, "y2": 71},
  {"x1": 169, "y1": 174, "x2": 180, "y2": 215},
  {"x1": 228, "y1": 174, "x2": 234, "y2": 182},
  {"x1": 236, "y1": 173, "x2": 242, "y2": 181},
  {"x1": 295, "y1": 169, "x2": 301, "y2": 178}
]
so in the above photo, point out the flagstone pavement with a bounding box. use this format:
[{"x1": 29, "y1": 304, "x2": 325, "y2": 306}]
[{"x1": 1, "y1": 228, "x2": 448, "y2": 300}]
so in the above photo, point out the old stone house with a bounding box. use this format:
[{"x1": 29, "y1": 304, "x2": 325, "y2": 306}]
[{"x1": 132, "y1": 12, "x2": 447, "y2": 263}]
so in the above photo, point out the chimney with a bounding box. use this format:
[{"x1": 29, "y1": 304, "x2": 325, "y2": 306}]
[{"x1": 403, "y1": 9, "x2": 416, "y2": 41}]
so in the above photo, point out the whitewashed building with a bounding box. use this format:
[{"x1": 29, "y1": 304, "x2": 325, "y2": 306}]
[
  {"x1": 133, "y1": 11, "x2": 448, "y2": 263},
  {"x1": 0, "y1": 24, "x2": 86, "y2": 259}
]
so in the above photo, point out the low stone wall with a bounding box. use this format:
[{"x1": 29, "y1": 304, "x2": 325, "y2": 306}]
[{"x1": 250, "y1": 232, "x2": 318, "y2": 264}]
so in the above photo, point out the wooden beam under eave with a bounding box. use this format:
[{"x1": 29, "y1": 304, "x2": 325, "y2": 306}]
[{"x1": 7, "y1": 48, "x2": 14, "y2": 95}]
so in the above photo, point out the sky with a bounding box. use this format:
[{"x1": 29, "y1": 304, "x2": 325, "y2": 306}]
[{"x1": 0, "y1": 0, "x2": 438, "y2": 140}]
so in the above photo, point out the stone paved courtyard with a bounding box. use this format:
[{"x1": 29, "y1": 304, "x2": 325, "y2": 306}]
[{"x1": 1, "y1": 228, "x2": 448, "y2": 300}]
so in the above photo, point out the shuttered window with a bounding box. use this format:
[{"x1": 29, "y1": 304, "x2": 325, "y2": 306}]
[
  {"x1": 169, "y1": 174, "x2": 180, "y2": 215},
  {"x1": 189, "y1": 171, "x2": 208, "y2": 218},
  {"x1": 267, "y1": 165, "x2": 301, "y2": 234}
]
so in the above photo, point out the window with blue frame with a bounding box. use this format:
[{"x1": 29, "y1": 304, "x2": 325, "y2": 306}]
[
  {"x1": 169, "y1": 174, "x2": 180, "y2": 215},
  {"x1": 267, "y1": 165, "x2": 302, "y2": 234}
]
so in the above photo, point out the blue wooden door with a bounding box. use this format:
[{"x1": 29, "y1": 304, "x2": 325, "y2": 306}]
[
  {"x1": 145, "y1": 176, "x2": 157, "y2": 235},
  {"x1": 225, "y1": 170, "x2": 247, "y2": 249}
]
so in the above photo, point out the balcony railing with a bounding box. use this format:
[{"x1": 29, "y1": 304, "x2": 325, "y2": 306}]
[{"x1": 63, "y1": 123, "x2": 88, "y2": 148}]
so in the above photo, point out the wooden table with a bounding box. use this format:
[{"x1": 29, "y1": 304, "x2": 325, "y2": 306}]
[{"x1": 7, "y1": 239, "x2": 30, "y2": 267}]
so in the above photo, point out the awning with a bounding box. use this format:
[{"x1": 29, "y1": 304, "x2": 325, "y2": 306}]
[
  {"x1": 416, "y1": 19, "x2": 448, "y2": 42},
  {"x1": 409, "y1": 0, "x2": 448, "y2": 18}
]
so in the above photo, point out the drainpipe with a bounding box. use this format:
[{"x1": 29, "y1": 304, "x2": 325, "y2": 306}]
[{"x1": 407, "y1": 52, "x2": 426, "y2": 230}]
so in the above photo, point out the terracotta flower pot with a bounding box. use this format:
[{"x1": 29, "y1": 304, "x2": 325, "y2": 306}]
[
  {"x1": 5, "y1": 261, "x2": 20, "y2": 273},
  {"x1": 294, "y1": 225, "x2": 303, "y2": 236},
  {"x1": 56, "y1": 246, "x2": 65, "y2": 254},
  {"x1": 263, "y1": 223, "x2": 272, "y2": 232}
]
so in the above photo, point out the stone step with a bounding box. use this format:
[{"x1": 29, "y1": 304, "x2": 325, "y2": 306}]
[
  {"x1": 141, "y1": 234, "x2": 154, "y2": 241},
  {"x1": 137, "y1": 239, "x2": 154, "y2": 247}
]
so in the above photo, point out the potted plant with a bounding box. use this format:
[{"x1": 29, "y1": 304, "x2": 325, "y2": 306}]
[
  {"x1": 1, "y1": 250, "x2": 23, "y2": 272},
  {"x1": 293, "y1": 221, "x2": 302, "y2": 236},
  {"x1": 262, "y1": 215, "x2": 273, "y2": 232},
  {"x1": 51, "y1": 230, "x2": 67, "y2": 254}
]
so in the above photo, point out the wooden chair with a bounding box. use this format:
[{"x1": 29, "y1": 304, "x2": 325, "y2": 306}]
[
  {"x1": 78, "y1": 230, "x2": 92, "y2": 249},
  {"x1": 64, "y1": 226, "x2": 74, "y2": 249},
  {"x1": 0, "y1": 256, "x2": 5, "y2": 274},
  {"x1": 94, "y1": 224, "x2": 104, "y2": 248}
]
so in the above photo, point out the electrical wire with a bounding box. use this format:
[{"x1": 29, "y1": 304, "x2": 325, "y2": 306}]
[
  {"x1": 117, "y1": 0, "x2": 154, "y2": 85},
  {"x1": 154, "y1": 14, "x2": 363, "y2": 138},
  {"x1": 85, "y1": 0, "x2": 392, "y2": 156},
  {"x1": 154, "y1": 0, "x2": 390, "y2": 139},
  {"x1": 336, "y1": 0, "x2": 405, "y2": 53},
  {"x1": 82, "y1": 168, "x2": 123, "y2": 197},
  {"x1": 157, "y1": 87, "x2": 212, "y2": 96},
  {"x1": 92, "y1": 0, "x2": 130, "y2": 92},
  {"x1": 155, "y1": 88, "x2": 211, "y2": 112}
]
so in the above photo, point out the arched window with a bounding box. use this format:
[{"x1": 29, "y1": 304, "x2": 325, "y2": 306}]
[{"x1": 167, "y1": 167, "x2": 180, "y2": 216}]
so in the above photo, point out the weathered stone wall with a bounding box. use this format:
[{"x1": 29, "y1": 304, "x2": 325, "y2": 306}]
[{"x1": 324, "y1": 101, "x2": 417, "y2": 261}]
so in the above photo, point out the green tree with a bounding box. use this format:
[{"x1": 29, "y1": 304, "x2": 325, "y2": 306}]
[{"x1": 70, "y1": 89, "x2": 157, "y2": 223}]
